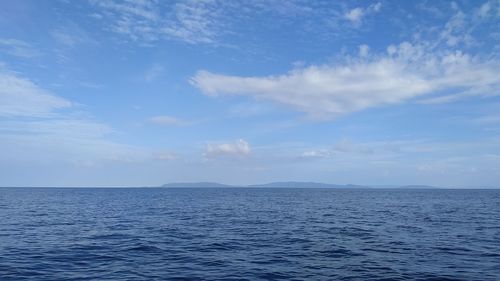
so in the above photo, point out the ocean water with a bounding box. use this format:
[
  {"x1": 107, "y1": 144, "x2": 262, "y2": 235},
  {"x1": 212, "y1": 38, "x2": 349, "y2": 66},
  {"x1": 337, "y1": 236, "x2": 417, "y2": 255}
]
[{"x1": 0, "y1": 188, "x2": 499, "y2": 280}]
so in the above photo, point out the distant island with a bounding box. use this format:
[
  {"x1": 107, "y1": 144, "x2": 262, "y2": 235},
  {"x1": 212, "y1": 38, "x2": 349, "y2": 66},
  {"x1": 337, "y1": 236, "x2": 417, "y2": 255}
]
[
  {"x1": 161, "y1": 181, "x2": 441, "y2": 189},
  {"x1": 248, "y1": 182, "x2": 368, "y2": 188}
]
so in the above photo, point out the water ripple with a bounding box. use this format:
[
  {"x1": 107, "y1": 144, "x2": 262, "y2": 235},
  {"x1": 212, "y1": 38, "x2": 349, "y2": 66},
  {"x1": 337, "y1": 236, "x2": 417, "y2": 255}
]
[{"x1": 1, "y1": 187, "x2": 499, "y2": 280}]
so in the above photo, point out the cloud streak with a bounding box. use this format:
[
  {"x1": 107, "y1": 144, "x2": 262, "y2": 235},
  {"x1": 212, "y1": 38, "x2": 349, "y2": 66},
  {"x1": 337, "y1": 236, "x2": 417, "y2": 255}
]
[
  {"x1": 0, "y1": 65, "x2": 155, "y2": 167},
  {"x1": 191, "y1": 41, "x2": 500, "y2": 119},
  {"x1": 0, "y1": 38, "x2": 41, "y2": 58},
  {"x1": 0, "y1": 68, "x2": 71, "y2": 117}
]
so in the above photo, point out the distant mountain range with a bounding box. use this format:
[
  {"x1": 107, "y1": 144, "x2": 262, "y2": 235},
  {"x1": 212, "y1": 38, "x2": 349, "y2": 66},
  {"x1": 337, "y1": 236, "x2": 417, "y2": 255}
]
[
  {"x1": 161, "y1": 181, "x2": 441, "y2": 189},
  {"x1": 248, "y1": 182, "x2": 368, "y2": 188},
  {"x1": 161, "y1": 182, "x2": 231, "y2": 188}
]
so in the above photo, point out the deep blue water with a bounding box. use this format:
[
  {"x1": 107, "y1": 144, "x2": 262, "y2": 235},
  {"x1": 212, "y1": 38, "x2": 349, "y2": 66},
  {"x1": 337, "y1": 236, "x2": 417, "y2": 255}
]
[{"x1": 1, "y1": 188, "x2": 499, "y2": 280}]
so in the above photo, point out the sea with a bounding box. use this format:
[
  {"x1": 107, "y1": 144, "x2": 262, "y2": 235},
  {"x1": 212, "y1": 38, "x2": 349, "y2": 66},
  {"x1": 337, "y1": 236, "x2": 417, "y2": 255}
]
[{"x1": 1, "y1": 187, "x2": 499, "y2": 280}]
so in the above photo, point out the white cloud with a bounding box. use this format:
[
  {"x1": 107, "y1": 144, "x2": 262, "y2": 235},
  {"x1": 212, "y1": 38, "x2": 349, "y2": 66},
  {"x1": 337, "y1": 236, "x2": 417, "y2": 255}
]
[
  {"x1": 344, "y1": 8, "x2": 364, "y2": 26},
  {"x1": 0, "y1": 68, "x2": 71, "y2": 117},
  {"x1": 163, "y1": 0, "x2": 222, "y2": 44},
  {"x1": 344, "y1": 2, "x2": 382, "y2": 27},
  {"x1": 89, "y1": 0, "x2": 161, "y2": 42},
  {"x1": 191, "y1": 41, "x2": 500, "y2": 119},
  {"x1": 438, "y1": 2, "x2": 499, "y2": 49},
  {"x1": 89, "y1": 0, "x2": 223, "y2": 44},
  {"x1": 204, "y1": 139, "x2": 251, "y2": 158},
  {"x1": 477, "y1": 1, "x2": 492, "y2": 17},
  {"x1": 150, "y1": 115, "x2": 188, "y2": 126},
  {"x1": 0, "y1": 38, "x2": 40, "y2": 58},
  {"x1": 440, "y1": 11, "x2": 473, "y2": 47},
  {"x1": 475, "y1": 1, "x2": 499, "y2": 18},
  {"x1": 89, "y1": 0, "x2": 159, "y2": 21},
  {"x1": 372, "y1": 2, "x2": 382, "y2": 12}
]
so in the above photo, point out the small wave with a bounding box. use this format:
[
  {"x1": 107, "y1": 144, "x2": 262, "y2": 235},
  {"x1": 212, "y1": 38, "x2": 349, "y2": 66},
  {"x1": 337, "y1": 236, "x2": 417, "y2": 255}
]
[{"x1": 126, "y1": 245, "x2": 162, "y2": 252}]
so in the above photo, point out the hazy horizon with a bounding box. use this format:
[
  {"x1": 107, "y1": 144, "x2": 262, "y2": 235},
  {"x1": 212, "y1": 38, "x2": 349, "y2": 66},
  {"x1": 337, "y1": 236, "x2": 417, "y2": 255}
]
[
  {"x1": 2, "y1": 181, "x2": 499, "y2": 189},
  {"x1": 1, "y1": 1, "x2": 499, "y2": 187}
]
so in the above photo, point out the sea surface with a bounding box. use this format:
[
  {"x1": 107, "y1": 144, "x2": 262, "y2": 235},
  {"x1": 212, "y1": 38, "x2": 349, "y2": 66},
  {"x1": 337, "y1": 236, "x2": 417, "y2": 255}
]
[{"x1": 1, "y1": 187, "x2": 499, "y2": 280}]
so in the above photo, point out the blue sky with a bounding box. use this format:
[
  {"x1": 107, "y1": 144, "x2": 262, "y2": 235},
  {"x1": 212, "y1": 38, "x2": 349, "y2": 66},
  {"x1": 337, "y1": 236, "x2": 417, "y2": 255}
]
[{"x1": 0, "y1": 0, "x2": 499, "y2": 187}]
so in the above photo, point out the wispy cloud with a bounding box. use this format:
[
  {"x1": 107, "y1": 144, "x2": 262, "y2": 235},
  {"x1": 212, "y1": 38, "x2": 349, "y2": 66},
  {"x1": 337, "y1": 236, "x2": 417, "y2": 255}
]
[
  {"x1": 0, "y1": 125, "x2": 149, "y2": 167},
  {"x1": 204, "y1": 139, "x2": 251, "y2": 159},
  {"x1": 301, "y1": 139, "x2": 359, "y2": 159},
  {"x1": 0, "y1": 65, "x2": 157, "y2": 167},
  {"x1": 87, "y1": 0, "x2": 397, "y2": 48},
  {"x1": 439, "y1": 10, "x2": 473, "y2": 47},
  {"x1": 163, "y1": 0, "x2": 223, "y2": 44},
  {"x1": 299, "y1": 139, "x2": 432, "y2": 161},
  {"x1": 475, "y1": 0, "x2": 498, "y2": 18},
  {"x1": 89, "y1": 0, "x2": 160, "y2": 42},
  {"x1": 0, "y1": 38, "x2": 40, "y2": 58},
  {"x1": 296, "y1": 138, "x2": 500, "y2": 185},
  {"x1": 0, "y1": 67, "x2": 71, "y2": 117},
  {"x1": 344, "y1": 2, "x2": 382, "y2": 27},
  {"x1": 89, "y1": 0, "x2": 224, "y2": 44}
]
